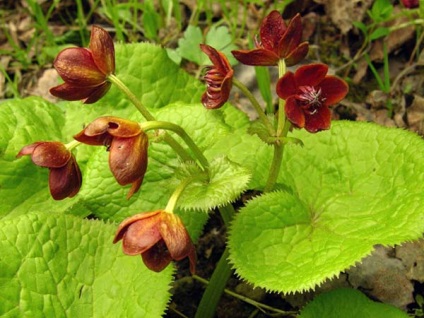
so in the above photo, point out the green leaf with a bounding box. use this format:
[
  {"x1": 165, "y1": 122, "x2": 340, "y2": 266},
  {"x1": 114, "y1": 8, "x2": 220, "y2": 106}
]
[
  {"x1": 228, "y1": 121, "x2": 424, "y2": 293},
  {"x1": 0, "y1": 211, "x2": 172, "y2": 317},
  {"x1": 299, "y1": 288, "x2": 408, "y2": 318},
  {"x1": 176, "y1": 157, "x2": 251, "y2": 211},
  {"x1": 369, "y1": 27, "x2": 390, "y2": 41},
  {"x1": 177, "y1": 25, "x2": 238, "y2": 65}
]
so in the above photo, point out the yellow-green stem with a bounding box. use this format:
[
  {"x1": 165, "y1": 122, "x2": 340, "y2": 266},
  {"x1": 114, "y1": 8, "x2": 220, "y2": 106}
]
[
  {"x1": 165, "y1": 177, "x2": 195, "y2": 212},
  {"x1": 140, "y1": 121, "x2": 209, "y2": 170},
  {"x1": 233, "y1": 77, "x2": 274, "y2": 135},
  {"x1": 65, "y1": 140, "x2": 80, "y2": 151},
  {"x1": 107, "y1": 74, "x2": 193, "y2": 162},
  {"x1": 264, "y1": 59, "x2": 290, "y2": 193}
]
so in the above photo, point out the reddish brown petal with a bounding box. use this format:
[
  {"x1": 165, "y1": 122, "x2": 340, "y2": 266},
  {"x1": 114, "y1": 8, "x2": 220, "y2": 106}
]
[
  {"x1": 83, "y1": 82, "x2": 111, "y2": 104},
  {"x1": 30, "y1": 142, "x2": 71, "y2": 168},
  {"x1": 318, "y1": 76, "x2": 349, "y2": 106},
  {"x1": 285, "y1": 97, "x2": 305, "y2": 128},
  {"x1": 121, "y1": 218, "x2": 162, "y2": 255},
  {"x1": 200, "y1": 44, "x2": 231, "y2": 74},
  {"x1": 16, "y1": 142, "x2": 43, "y2": 158},
  {"x1": 278, "y1": 13, "x2": 302, "y2": 58},
  {"x1": 276, "y1": 72, "x2": 297, "y2": 100},
  {"x1": 105, "y1": 117, "x2": 142, "y2": 138},
  {"x1": 109, "y1": 133, "x2": 148, "y2": 187},
  {"x1": 304, "y1": 106, "x2": 332, "y2": 133},
  {"x1": 53, "y1": 48, "x2": 105, "y2": 86},
  {"x1": 113, "y1": 211, "x2": 162, "y2": 243},
  {"x1": 50, "y1": 82, "x2": 101, "y2": 102},
  {"x1": 201, "y1": 76, "x2": 232, "y2": 109},
  {"x1": 284, "y1": 41, "x2": 309, "y2": 67},
  {"x1": 294, "y1": 63, "x2": 328, "y2": 87},
  {"x1": 231, "y1": 48, "x2": 280, "y2": 66},
  {"x1": 141, "y1": 241, "x2": 173, "y2": 272},
  {"x1": 48, "y1": 155, "x2": 82, "y2": 200},
  {"x1": 260, "y1": 10, "x2": 287, "y2": 52},
  {"x1": 89, "y1": 25, "x2": 115, "y2": 75},
  {"x1": 160, "y1": 213, "x2": 194, "y2": 261}
]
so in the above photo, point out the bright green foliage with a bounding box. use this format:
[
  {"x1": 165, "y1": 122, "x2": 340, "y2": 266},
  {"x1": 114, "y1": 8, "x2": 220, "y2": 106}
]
[
  {"x1": 299, "y1": 288, "x2": 408, "y2": 318},
  {"x1": 0, "y1": 211, "x2": 172, "y2": 317},
  {"x1": 175, "y1": 157, "x2": 251, "y2": 211},
  {"x1": 228, "y1": 121, "x2": 424, "y2": 293}
]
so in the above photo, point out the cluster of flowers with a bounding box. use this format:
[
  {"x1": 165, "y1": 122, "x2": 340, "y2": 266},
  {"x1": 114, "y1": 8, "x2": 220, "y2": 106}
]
[
  {"x1": 202, "y1": 11, "x2": 348, "y2": 133},
  {"x1": 17, "y1": 26, "x2": 196, "y2": 273},
  {"x1": 16, "y1": 11, "x2": 349, "y2": 273}
]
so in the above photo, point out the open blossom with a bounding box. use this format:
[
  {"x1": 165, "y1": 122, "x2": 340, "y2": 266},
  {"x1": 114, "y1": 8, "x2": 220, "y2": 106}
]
[
  {"x1": 232, "y1": 11, "x2": 309, "y2": 66},
  {"x1": 74, "y1": 116, "x2": 148, "y2": 199},
  {"x1": 113, "y1": 210, "x2": 196, "y2": 274},
  {"x1": 17, "y1": 141, "x2": 82, "y2": 200},
  {"x1": 50, "y1": 25, "x2": 115, "y2": 104},
  {"x1": 276, "y1": 63, "x2": 349, "y2": 133},
  {"x1": 200, "y1": 44, "x2": 234, "y2": 109}
]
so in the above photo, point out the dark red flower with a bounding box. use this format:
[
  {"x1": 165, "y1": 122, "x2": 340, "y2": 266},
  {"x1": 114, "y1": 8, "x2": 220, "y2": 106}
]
[
  {"x1": 401, "y1": 0, "x2": 418, "y2": 8},
  {"x1": 276, "y1": 63, "x2": 349, "y2": 133},
  {"x1": 232, "y1": 11, "x2": 309, "y2": 66},
  {"x1": 17, "y1": 141, "x2": 82, "y2": 200},
  {"x1": 50, "y1": 25, "x2": 115, "y2": 104},
  {"x1": 200, "y1": 44, "x2": 234, "y2": 109},
  {"x1": 113, "y1": 210, "x2": 196, "y2": 274},
  {"x1": 74, "y1": 116, "x2": 148, "y2": 199}
]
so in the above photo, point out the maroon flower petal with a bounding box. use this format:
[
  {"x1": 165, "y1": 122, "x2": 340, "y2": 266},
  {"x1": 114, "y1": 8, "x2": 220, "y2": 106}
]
[
  {"x1": 30, "y1": 142, "x2": 71, "y2": 168},
  {"x1": 285, "y1": 97, "x2": 305, "y2": 128},
  {"x1": 50, "y1": 82, "x2": 100, "y2": 102},
  {"x1": 109, "y1": 134, "x2": 148, "y2": 186},
  {"x1": 83, "y1": 82, "x2": 111, "y2": 104},
  {"x1": 53, "y1": 48, "x2": 105, "y2": 86},
  {"x1": 160, "y1": 213, "x2": 193, "y2": 260},
  {"x1": 141, "y1": 241, "x2": 173, "y2": 272},
  {"x1": 294, "y1": 63, "x2": 328, "y2": 87},
  {"x1": 303, "y1": 106, "x2": 332, "y2": 133},
  {"x1": 276, "y1": 72, "x2": 297, "y2": 100},
  {"x1": 105, "y1": 117, "x2": 142, "y2": 138},
  {"x1": 284, "y1": 41, "x2": 309, "y2": 67},
  {"x1": 278, "y1": 13, "x2": 302, "y2": 58},
  {"x1": 113, "y1": 211, "x2": 162, "y2": 243},
  {"x1": 260, "y1": 10, "x2": 287, "y2": 52},
  {"x1": 48, "y1": 155, "x2": 82, "y2": 200},
  {"x1": 231, "y1": 48, "x2": 280, "y2": 66},
  {"x1": 200, "y1": 44, "x2": 231, "y2": 74},
  {"x1": 201, "y1": 76, "x2": 232, "y2": 109},
  {"x1": 318, "y1": 76, "x2": 349, "y2": 106},
  {"x1": 89, "y1": 25, "x2": 115, "y2": 76},
  {"x1": 121, "y1": 217, "x2": 162, "y2": 255}
]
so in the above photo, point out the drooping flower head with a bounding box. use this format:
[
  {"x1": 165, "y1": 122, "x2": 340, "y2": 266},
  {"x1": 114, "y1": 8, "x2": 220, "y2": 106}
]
[
  {"x1": 232, "y1": 11, "x2": 309, "y2": 66},
  {"x1": 50, "y1": 25, "x2": 115, "y2": 104},
  {"x1": 74, "y1": 116, "x2": 148, "y2": 198},
  {"x1": 113, "y1": 210, "x2": 196, "y2": 274},
  {"x1": 200, "y1": 44, "x2": 234, "y2": 109},
  {"x1": 17, "y1": 141, "x2": 82, "y2": 200},
  {"x1": 276, "y1": 63, "x2": 349, "y2": 133}
]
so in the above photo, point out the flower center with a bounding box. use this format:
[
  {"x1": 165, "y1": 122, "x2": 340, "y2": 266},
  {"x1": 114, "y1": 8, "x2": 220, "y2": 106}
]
[{"x1": 296, "y1": 86, "x2": 326, "y2": 115}]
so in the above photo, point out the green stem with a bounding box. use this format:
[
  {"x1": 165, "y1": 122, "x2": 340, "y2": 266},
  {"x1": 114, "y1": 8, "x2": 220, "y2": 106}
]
[
  {"x1": 165, "y1": 177, "x2": 195, "y2": 212},
  {"x1": 65, "y1": 140, "x2": 80, "y2": 151},
  {"x1": 232, "y1": 78, "x2": 274, "y2": 135},
  {"x1": 140, "y1": 121, "x2": 209, "y2": 170},
  {"x1": 194, "y1": 204, "x2": 236, "y2": 318},
  {"x1": 194, "y1": 248, "x2": 232, "y2": 318},
  {"x1": 263, "y1": 59, "x2": 290, "y2": 193},
  {"x1": 263, "y1": 144, "x2": 284, "y2": 193},
  {"x1": 107, "y1": 74, "x2": 193, "y2": 162},
  {"x1": 276, "y1": 59, "x2": 287, "y2": 136},
  {"x1": 107, "y1": 74, "x2": 155, "y2": 121},
  {"x1": 193, "y1": 274, "x2": 297, "y2": 316}
]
